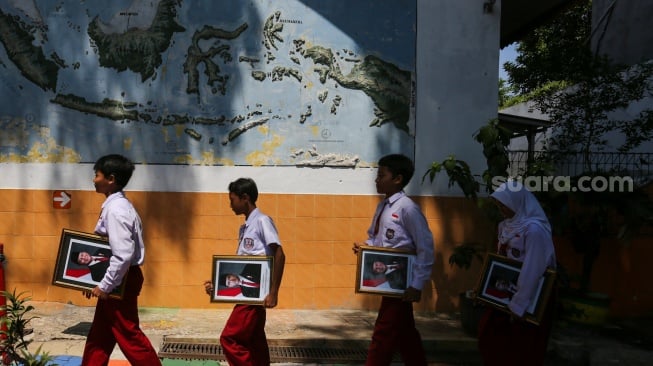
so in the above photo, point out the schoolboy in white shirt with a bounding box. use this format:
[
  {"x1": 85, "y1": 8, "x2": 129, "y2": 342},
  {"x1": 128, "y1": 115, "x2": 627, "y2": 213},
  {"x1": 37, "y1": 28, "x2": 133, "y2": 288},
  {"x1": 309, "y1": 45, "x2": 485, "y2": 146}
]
[
  {"x1": 353, "y1": 154, "x2": 435, "y2": 366},
  {"x1": 204, "y1": 177, "x2": 286, "y2": 365},
  {"x1": 82, "y1": 154, "x2": 161, "y2": 366}
]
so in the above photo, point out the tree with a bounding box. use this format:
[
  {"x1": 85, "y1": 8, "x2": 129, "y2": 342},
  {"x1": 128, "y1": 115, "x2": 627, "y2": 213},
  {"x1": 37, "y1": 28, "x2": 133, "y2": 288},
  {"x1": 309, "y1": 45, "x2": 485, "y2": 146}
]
[
  {"x1": 504, "y1": 1, "x2": 592, "y2": 95},
  {"x1": 539, "y1": 58, "x2": 653, "y2": 158},
  {"x1": 505, "y1": 0, "x2": 653, "y2": 170},
  {"x1": 503, "y1": 0, "x2": 653, "y2": 296},
  {"x1": 498, "y1": 78, "x2": 517, "y2": 109},
  {"x1": 505, "y1": 0, "x2": 653, "y2": 162}
]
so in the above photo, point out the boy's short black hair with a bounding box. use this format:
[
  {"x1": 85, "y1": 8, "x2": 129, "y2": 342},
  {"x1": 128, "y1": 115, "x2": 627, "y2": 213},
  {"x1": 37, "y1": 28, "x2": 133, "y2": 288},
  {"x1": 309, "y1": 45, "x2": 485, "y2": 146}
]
[
  {"x1": 228, "y1": 177, "x2": 258, "y2": 203},
  {"x1": 378, "y1": 154, "x2": 415, "y2": 188},
  {"x1": 93, "y1": 154, "x2": 135, "y2": 189}
]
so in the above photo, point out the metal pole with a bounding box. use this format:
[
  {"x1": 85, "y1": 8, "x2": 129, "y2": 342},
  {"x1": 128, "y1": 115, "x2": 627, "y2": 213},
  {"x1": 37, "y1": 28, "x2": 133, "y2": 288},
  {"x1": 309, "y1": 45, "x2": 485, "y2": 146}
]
[{"x1": 0, "y1": 244, "x2": 7, "y2": 365}]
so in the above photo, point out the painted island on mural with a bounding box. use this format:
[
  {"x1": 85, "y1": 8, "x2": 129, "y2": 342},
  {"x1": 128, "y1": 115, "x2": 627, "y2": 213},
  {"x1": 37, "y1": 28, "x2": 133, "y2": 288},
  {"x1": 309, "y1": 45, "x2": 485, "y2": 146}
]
[{"x1": 0, "y1": 0, "x2": 415, "y2": 166}]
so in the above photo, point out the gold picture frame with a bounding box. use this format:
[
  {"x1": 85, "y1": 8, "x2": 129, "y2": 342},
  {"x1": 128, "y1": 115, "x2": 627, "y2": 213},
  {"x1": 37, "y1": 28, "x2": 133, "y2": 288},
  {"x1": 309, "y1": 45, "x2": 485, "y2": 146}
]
[
  {"x1": 52, "y1": 229, "x2": 126, "y2": 299},
  {"x1": 355, "y1": 246, "x2": 415, "y2": 297},
  {"x1": 475, "y1": 253, "x2": 556, "y2": 325}
]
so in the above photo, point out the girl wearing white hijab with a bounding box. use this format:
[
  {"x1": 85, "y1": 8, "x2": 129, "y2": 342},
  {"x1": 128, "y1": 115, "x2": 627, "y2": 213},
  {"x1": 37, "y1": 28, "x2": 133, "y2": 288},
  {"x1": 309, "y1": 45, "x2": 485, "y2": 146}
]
[
  {"x1": 478, "y1": 180, "x2": 557, "y2": 366},
  {"x1": 491, "y1": 180, "x2": 556, "y2": 316}
]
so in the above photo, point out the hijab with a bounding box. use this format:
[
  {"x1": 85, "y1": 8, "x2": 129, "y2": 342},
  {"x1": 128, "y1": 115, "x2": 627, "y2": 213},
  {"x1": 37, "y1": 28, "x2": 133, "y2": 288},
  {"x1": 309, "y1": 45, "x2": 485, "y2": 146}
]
[{"x1": 491, "y1": 180, "x2": 551, "y2": 244}]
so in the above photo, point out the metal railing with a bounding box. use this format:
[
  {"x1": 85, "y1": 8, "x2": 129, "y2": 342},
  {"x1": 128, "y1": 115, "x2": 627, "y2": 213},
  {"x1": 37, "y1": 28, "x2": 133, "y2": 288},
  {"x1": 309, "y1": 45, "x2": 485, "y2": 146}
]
[{"x1": 508, "y1": 150, "x2": 653, "y2": 186}]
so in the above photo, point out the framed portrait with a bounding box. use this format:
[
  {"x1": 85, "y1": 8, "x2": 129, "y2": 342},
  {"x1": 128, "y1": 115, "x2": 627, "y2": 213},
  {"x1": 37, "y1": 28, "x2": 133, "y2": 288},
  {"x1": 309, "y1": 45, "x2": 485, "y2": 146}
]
[
  {"x1": 210, "y1": 255, "x2": 273, "y2": 304},
  {"x1": 475, "y1": 253, "x2": 556, "y2": 325},
  {"x1": 355, "y1": 246, "x2": 415, "y2": 297},
  {"x1": 52, "y1": 229, "x2": 126, "y2": 299}
]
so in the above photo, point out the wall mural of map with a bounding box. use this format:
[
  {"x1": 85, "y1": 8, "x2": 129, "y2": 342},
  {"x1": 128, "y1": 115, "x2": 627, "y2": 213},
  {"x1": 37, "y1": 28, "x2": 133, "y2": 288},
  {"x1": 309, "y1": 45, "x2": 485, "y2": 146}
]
[{"x1": 0, "y1": 0, "x2": 415, "y2": 167}]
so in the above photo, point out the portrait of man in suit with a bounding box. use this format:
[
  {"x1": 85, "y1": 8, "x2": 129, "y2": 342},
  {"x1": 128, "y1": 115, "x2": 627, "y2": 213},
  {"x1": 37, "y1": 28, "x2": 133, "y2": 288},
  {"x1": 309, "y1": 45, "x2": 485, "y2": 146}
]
[
  {"x1": 363, "y1": 254, "x2": 408, "y2": 290},
  {"x1": 217, "y1": 263, "x2": 262, "y2": 298},
  {"x1": 70, "y1": 247, "x2": 112, "y2": 282}
]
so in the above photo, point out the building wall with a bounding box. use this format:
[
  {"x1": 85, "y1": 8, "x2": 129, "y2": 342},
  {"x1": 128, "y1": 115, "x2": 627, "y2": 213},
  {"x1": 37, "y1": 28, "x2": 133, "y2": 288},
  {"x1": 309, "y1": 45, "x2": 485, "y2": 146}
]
[
  {"x1": 0, "y1": 1, "x2": 504, "y2": 312},
  {"x1": 0, "y1": 189, "x2": 495, "y2": 312},
  {"x1": 592, "y1": 0, "x2": 653, "y2": 66},
  {"x1": 3, "y1": 187, "x2": 652, "y2": 315},
  {"x1": 554, "y1": 235, "x2": 653, "y2": 318},
  {"x1": 2, "y1": 1, "x2": 651, "y2": 317},
  {"x1": 590, "y1": 0, "x2": 653, "y2": 156}
]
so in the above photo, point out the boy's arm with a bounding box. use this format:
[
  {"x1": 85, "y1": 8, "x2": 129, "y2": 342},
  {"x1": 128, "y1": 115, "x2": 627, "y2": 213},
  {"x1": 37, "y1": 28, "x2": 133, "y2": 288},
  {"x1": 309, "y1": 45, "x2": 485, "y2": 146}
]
[
  {"x1": 402, "y1": 205, "x2": 435, "y2": 301},
  {"x1": 264, "y1": 243, "x2": 285, "y2": 308},
  {"x1": 98, "y1": 208, "x2": 135, "y2": 295}
]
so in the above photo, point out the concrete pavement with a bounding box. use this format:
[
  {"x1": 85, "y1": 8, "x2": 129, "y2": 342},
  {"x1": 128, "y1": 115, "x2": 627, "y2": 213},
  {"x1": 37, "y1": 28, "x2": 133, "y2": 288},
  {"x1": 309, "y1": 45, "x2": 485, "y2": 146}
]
[
  {"x1": 24, "y1": 301, "x2": 653, "y2": 365},
  {"x1": 26, "y1": 301, "x2": 477, "y2": 365}
]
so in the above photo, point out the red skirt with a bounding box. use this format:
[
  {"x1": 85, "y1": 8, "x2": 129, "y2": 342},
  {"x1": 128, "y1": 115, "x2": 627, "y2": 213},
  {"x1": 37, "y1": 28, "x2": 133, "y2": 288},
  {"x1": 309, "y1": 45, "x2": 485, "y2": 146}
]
[{"x1": 477, "y1": 292, "x2": 556, "y2": 366}]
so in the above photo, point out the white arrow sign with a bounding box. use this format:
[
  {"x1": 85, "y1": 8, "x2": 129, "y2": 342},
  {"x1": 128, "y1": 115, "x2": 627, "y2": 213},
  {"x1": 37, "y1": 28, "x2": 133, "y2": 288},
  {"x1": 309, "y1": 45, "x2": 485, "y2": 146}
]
[{"x1": 54, "y1": 191, "x2": 71, "y2": 208}]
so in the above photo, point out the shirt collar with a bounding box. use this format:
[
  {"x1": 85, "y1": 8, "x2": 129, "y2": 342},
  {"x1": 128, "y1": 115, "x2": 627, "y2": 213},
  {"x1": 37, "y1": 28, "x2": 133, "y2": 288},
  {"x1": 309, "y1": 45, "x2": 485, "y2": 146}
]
[
  {"x1": 386, "y1": 191, "x2": 406, "y2": 206},
  {"x1": 101, "y1": 191, "x2": 125, "y2": 210},
  {"x1": 244, "y1": 207, "x2": 261, "y2": 227}
]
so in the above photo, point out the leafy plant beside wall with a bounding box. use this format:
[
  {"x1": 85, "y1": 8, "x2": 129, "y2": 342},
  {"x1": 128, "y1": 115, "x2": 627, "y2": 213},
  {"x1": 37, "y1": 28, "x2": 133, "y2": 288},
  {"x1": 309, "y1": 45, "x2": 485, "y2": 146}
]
[
  {"x1": 423, "y1": 118, "x2": 512, "y2": 269},
  {"x1": 422, "y1": 118, "x2": 512, "y2": 336},
  {"x1": 0, "y1": 290, "x2": 56, "y2": 366}
]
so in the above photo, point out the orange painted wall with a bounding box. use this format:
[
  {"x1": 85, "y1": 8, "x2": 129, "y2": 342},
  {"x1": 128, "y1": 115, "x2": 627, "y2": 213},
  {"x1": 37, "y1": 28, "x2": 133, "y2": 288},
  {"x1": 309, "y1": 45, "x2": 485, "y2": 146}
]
[
  {"x1": 552, "y1": 183, "x2": 653, "y2": 317},
  {"x1": 554, "y1": 235, "x2": 653, "y2": 317},
  {"x1": 2, "y1": 188, "x2": 650, "y2": 316},
  {"x1": 0, "y1": 189, "x2": 495, "y2": 312}
]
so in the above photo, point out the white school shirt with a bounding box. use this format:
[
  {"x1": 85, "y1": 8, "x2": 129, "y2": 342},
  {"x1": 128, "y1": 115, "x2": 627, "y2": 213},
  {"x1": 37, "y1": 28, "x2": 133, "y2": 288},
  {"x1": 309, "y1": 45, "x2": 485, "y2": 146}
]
[
  {"x1": 94, "y1": 191, "x2": 145, "y2": 293},
  {"x1": 499, "y1": 221, "x2": 556, "y2": 317},
  {"x1": 237, "y1": 208, "x2": 281, "y2": 256},
  {"x1": 365, "y1": 191, "x2": 435, "y2": 290}
]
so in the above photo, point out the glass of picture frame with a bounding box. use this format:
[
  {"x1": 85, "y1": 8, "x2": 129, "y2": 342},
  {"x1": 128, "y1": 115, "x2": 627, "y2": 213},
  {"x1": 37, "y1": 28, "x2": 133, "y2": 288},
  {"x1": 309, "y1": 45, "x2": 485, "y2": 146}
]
[
  {"x1": 475, "y1": 253, "x2": 556, "y2": 325},
  {"x1": 355, "y1": 246, "x2": 416, "y2": 297},
  {"x1": 52, "y1": 229, "x2": 126, "y2": 299},
  {"x1": 210, "y1": 255, "x2": 273, "y2": 304}
]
